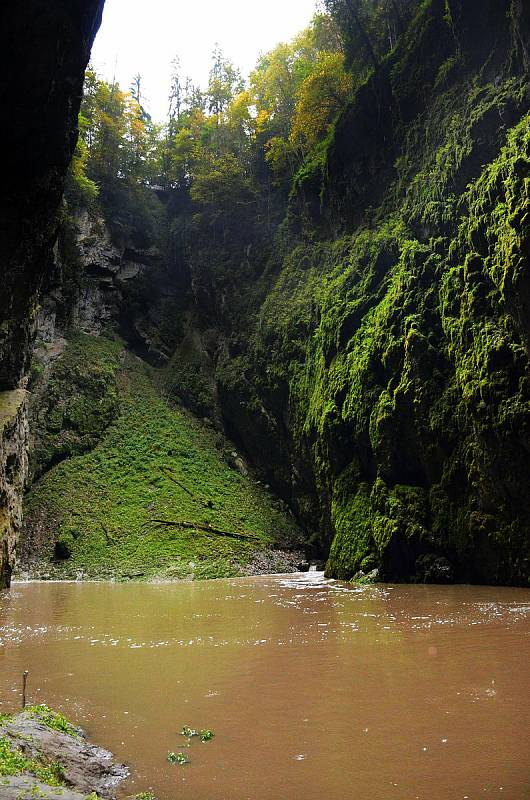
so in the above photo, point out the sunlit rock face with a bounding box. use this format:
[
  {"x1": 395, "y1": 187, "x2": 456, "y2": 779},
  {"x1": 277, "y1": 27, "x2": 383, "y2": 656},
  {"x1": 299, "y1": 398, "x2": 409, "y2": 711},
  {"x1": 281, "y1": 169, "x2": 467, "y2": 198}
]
[{"x1": 0, "y1": 1, "x2": 104, "y2": 586}]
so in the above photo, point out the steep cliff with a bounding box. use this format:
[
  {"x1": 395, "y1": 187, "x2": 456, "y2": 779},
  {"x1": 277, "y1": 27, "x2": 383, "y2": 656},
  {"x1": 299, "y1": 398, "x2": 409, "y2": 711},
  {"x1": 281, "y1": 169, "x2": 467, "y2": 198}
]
[
  {"x1": 155, "y1": 0, "x2": 530, "y2": 585},
  {"x1": 0, "y1": 1, "x2": 105, "y2": 388},
  {"x1": 0, "y1": 1, "x2": 104, "y2": 585},
  {"x1": 20, "y1": 208, "x2": 302, "y2": 580}
]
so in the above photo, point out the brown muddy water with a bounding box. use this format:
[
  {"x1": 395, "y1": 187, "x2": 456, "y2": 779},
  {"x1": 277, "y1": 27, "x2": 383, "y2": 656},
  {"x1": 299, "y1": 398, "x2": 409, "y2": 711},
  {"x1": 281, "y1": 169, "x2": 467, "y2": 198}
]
[{"x1": 0, "y1": 574, "x2": 529, "y2": 800}]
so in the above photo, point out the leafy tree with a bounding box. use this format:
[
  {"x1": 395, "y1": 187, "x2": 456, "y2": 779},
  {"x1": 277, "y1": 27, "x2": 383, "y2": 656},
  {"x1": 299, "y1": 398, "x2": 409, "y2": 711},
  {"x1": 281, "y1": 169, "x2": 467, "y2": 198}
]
[
  {"x1": 250, "y1": 13, "x2": 350, "y2": 183},
  {"x1": 324, "y1": 0, "x2": 378, "y2": 69},
  {"x1": 65, "y1": 114, "x2": 99, "y2": 206},
  {"x1": 191, "y1": 152, "x2": 256, "y2": 241},
  {"x1": 290, "y1": 51, "x2": 351, "y2": 153},
  {"x1": 168, "y1": 57, "x2": 184, "y2": 126},
  {"x1": 207, "y1": 46, "x2": 244, "y2": 126},
  {"x1": 183, "y1": 77, "x2": 206, "y2": 114},
  {"x1": 324, "y1": 0, "x2": 418, "y2": 69},
  {"x1": 130, "y1": 73, "x2": 151, "y2": 122}
]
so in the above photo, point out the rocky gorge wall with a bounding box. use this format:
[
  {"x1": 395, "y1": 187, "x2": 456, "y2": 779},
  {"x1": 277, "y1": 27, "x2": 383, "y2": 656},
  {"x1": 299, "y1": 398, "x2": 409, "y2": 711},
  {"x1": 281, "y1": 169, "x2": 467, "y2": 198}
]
[
  {"x1": 26, "y1": 205, "x2": 168, "y2": 486},
  {"x1": 0, "y1": 1, "x2": 104, "y2": 586}
]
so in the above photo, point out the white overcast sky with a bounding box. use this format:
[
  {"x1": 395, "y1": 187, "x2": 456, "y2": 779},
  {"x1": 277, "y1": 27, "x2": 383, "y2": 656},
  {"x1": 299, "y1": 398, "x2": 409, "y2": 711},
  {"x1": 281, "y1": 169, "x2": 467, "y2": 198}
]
[{"x1": 91, "y1": 0, "x2": 319, "y2": 121}]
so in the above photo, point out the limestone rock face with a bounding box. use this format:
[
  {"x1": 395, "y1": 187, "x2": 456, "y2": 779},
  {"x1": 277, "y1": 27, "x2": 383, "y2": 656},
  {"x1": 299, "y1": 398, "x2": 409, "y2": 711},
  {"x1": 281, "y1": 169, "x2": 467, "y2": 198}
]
[
  {"x1": 32, "y1": 207, "x2": 167, "y2": 368},
  {"x1": 72, "y1": 209, "x2": 163, "y2": 341}
]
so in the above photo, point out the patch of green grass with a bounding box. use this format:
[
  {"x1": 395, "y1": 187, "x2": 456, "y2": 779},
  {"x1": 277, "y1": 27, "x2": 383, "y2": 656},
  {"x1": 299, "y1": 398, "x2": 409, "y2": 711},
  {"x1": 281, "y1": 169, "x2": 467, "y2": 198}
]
[
  {"x1": 33, "y1": 761, "x2": 65, "y2": 786},
  {"x1": 23, "y1": 341, "x2": 300, "y2": 580},
  {"x1": 27, "y1": 705, "x2": 78, "y2": 737},
  {"x1": 0, "y1": 737, "x2": 29, "y2": 776},
  {"x1": 0, "y1": 736, "x2": 65, "y2": 787}
]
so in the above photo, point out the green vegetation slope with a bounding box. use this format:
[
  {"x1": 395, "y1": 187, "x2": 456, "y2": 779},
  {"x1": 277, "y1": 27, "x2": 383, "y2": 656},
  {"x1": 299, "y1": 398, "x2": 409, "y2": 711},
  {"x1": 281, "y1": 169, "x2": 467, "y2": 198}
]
[{"x1": 22, "y1": 335, "x2": 301, "y2": 580}]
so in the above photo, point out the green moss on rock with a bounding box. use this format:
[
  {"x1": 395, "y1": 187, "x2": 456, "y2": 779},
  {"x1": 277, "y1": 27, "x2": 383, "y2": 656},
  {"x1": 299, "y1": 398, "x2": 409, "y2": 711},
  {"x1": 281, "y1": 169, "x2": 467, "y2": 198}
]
[{"x1": 29, "y1": 334, "x2": 122, "y2": 478}]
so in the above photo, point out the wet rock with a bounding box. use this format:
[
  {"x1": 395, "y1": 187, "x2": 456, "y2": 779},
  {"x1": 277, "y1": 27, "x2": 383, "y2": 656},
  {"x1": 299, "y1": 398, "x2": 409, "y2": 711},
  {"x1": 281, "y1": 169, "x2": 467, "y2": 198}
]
[
  {"x1": 244, "y1": 549, "x2": 307, "y2": 575},
  {"x1": 352, "y1": 568, "x2": 380, "y2": 583},
  {"x1": 226, "y1": 450, "x2": 249, "y2": 476},
  {"x1": 0, "y1": 1, "x2": 104, "y2": 390},
  {"x1": 415, "y1": 554, "x2": 454, "y2": 584},
  {"x1": 0, "y1": 0, "x2": 104, "y2": 587},
  {"x1": 0, "y1": 711, "x2": 128, "y2": 799},
  {"x1": 73, "y1": 210, "x2": 160, "y2": 337}
]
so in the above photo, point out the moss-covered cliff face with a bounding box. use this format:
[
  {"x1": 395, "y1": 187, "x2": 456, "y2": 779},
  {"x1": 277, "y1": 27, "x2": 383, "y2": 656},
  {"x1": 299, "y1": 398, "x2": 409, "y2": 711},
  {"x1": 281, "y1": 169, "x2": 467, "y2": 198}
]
[
  {"x1": 159, "y1": 0, "x2": 530, "y2": 585},
  {"x1": 0, "y1": 1, "x2": 104, "y2": 586}
]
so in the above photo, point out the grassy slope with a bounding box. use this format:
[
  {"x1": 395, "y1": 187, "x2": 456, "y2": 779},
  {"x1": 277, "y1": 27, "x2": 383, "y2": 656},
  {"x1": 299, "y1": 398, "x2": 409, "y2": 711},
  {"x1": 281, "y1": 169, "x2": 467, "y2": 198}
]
[{"x1": 23, "y1": 335, "x2": 300, "y2": 580}]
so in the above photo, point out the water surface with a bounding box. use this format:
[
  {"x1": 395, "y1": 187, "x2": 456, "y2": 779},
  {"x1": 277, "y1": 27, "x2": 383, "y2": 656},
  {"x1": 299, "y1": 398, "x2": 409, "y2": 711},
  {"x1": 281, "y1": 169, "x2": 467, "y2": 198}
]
[{"x1": 1, "y1": 574, "x2": 529, "y2": 799}]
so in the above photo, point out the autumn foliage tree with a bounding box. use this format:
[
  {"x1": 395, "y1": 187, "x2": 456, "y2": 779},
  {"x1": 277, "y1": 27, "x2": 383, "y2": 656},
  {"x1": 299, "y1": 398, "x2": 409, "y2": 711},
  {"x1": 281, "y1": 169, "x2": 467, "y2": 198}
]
[{"x1": 68, "y1": 4, "x2": 419, "y2": 238}]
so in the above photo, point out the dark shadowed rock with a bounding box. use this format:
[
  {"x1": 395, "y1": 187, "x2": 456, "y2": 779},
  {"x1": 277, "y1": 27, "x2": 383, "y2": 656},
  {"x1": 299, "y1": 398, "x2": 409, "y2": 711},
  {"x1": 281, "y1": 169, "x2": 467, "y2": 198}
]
[
  {"x1": 415, "y1": 554, "x2": 454, "y2": 585},
  {"x1": 0, "y1": 0, "x2": 104, "y2": 587}
]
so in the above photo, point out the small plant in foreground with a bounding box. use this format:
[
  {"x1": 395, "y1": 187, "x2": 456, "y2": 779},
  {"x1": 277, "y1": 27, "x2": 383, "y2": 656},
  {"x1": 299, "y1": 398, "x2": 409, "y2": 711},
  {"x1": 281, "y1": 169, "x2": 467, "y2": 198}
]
[
  {"x1": 200, "y1": 729, "x2": 215, "y2": 742},
  {"x1": 167, "y1": 752, "x2": 189, "y2": 765},
  {"x1": 34, "y1": 760, "x2": 66, "y2": 786}
]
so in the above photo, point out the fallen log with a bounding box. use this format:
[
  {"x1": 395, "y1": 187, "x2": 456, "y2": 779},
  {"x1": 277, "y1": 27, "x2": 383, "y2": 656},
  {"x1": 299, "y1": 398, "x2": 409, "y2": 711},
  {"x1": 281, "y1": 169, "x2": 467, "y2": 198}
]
[
  {"x1": 144, "y1": 518, "x2": 260, "y2": 542},
  {"x1": 158, "y1": 466, "x2": 195, "y2": 497}
]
